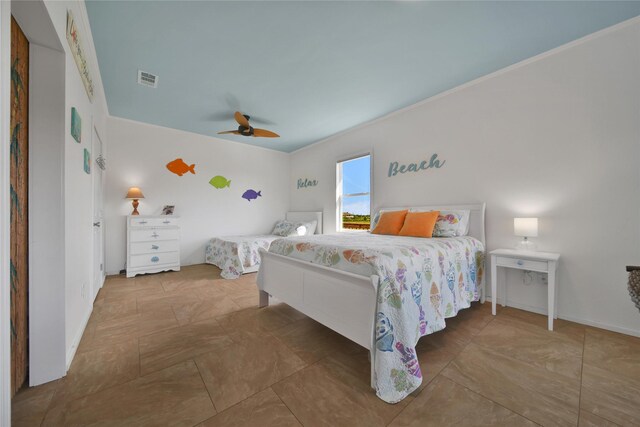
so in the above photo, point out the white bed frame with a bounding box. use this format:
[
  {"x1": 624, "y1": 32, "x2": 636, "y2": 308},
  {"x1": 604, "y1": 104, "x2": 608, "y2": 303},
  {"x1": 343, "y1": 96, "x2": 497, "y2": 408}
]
[{"x1": 257, "y1": 203, "x2": 486, "y2": 388}]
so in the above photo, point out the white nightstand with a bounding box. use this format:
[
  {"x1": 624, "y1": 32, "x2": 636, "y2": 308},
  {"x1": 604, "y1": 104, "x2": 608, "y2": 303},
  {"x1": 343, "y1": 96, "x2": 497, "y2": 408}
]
[{"x1": 490, "y1": 249, "x2": 560, "y2": 331}]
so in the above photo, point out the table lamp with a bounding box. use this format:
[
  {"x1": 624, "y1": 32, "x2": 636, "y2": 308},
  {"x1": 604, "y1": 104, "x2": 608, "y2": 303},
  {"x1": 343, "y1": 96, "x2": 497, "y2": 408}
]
[
  {"x1": 126, "y1": 187, "x2": 144, "y2": 215},
  {"x1": 514, "y1": 217, "x2": 538, "y2": 251}
]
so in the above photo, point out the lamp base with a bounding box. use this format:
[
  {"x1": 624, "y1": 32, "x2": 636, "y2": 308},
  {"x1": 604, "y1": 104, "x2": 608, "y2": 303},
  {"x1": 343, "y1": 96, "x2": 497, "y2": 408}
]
[
  {"x1": 131, "y1": 199, "x2": 140, "y2": 216},
  {"x1": 516, "y1": 238, "x2": 536, "y2": 251}
]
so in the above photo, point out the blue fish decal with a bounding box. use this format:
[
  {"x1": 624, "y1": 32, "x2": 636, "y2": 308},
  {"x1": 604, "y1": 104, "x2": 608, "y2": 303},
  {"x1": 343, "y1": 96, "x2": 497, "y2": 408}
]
[
  {"x1": 469, "y1": 261, "x2": 476, "y2": 284},
  {"x1": 242, "y1": 189, "x2": 262, "y2": 201},
  {"x1": 447, "y1": 263, "x2": 456, "y2": 304},
  {"x1": 375, "y1": 312, "x2": 395, "y2": 352}
]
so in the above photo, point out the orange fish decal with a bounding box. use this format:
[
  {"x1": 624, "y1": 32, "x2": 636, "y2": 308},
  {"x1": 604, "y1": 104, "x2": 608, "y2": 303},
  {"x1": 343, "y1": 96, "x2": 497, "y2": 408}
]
[
  {"x1": 296, "y1": 242, "x2": 314, "y2": 252},
  {"x1": 343, "y1": 249, "x2": 375, "y2": 264},
  {"x1": 166, "y1": 158, "x2": 195, "y2": 176}
]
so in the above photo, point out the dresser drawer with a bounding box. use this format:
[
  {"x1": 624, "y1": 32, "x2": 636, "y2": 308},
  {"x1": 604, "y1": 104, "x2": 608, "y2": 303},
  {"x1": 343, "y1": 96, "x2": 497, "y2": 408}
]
[
  {"x1": 130, "y1": 217, "x2": 179, "y2": 227},
  {"x1": 129, "y1": 251, "x2": 180, "y2": 268},
  {"x1": 495, "y1": 256, "x2": 548, "y2": 272},
  {"x1": 130, "y1": 240, "x2": 179, "y2": 255},
  {"x1": 130, "y1": 228, "x2": 179, "y2": 242}
]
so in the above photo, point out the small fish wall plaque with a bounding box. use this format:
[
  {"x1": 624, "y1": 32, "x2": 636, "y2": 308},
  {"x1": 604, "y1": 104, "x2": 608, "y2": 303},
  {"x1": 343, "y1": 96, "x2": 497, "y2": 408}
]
[
  {"x1": 388, "y1": 153, "x2": 445, "y2": 177},
  {"x1": 84, "y1": 148, "x2": 91, "y2": 174},
  {"x1": 71, "y1": 107, "x2": 81, "y2": 143},
  {"x1": 209, "y1": 175, "x2": 231, "y2": 189},
  {"x1": 297, "y1": 178, "x2": 318, "y2": 189},
  {"x1": 166, "y1": 158, "x2": 195, "y2": 176},
  {"x1": 242, "y1": 189, "x2": 262, "y2": 201}
]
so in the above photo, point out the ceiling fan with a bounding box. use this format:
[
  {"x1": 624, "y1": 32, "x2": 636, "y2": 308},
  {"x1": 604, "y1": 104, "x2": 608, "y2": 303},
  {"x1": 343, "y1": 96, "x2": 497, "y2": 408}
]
[{"x1": 217, "y1": 112, "x2": 279, "y2": 138}]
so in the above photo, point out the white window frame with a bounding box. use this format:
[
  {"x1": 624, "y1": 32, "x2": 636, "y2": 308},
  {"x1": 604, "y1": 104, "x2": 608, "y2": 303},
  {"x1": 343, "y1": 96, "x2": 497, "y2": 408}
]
[{"x1": 336, "y1": 152, "x2": 372, "y2": 232}]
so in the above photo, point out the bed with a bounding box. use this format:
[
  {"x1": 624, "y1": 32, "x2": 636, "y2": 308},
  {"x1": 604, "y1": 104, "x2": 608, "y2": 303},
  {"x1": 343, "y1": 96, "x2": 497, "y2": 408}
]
[
  {"x1": 257, "y1": 203, "x2": 485, "y2": 403},
  {"x1": 205, "y1": 211, "x2": 323, "y2": 279}
]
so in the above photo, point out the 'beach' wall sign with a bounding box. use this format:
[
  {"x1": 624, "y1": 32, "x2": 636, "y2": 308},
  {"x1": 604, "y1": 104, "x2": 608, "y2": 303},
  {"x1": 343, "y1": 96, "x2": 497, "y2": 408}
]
[
  {"x1": 297, "y1": 178, "x2": 318, "y2": 189},
  {"x1": 388, "y1": 153, "x2": 445, "y2": 177}
]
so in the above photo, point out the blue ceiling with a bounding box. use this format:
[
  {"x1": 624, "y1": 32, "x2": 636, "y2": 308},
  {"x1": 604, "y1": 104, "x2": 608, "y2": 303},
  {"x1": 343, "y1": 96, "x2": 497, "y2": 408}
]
[{"x1": 86, "y1": 1, "x2": 640, "y2": 152}]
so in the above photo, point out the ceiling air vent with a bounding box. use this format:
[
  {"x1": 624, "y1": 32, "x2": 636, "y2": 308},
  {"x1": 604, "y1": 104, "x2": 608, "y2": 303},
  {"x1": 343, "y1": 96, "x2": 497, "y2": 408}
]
[{"x1": 137, "y1": 70, "x2": 158, "y2": 88}]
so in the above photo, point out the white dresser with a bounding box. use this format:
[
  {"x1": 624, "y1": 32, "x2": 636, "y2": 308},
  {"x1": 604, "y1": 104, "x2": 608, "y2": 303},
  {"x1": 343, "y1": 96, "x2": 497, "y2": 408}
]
[{"x1": 126, "y1": 215, "x2": 181, "y2": 278}]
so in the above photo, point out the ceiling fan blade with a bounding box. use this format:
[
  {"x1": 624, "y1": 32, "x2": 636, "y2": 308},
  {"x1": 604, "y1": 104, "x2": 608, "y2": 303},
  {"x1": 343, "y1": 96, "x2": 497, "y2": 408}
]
[
  {"x1": 234, "y1": 111, "x2": 250, "y2": 128},
  {"x1": 217, "y1": 130, "x2": 242, "y2": 135},
  {"x1": 253, "y1": 128, "x2": 280, "y2": 138}
]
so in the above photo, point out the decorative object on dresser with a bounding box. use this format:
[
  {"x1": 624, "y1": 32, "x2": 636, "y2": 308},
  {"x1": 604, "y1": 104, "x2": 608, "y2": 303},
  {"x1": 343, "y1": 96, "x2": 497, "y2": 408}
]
[
  {"x1": 125, "y1": 187, "x2": 145, "y2": 215},
  {"x1": 514, "y1": 217, "x2": 538, "y2": 251},
  {"x1": 161, "y1": 205, "x2": 174, "y2": 215},
  {"x1": 126, "y1": 215, "x2": 180, "y2": 278},
  {"x1": 627, "y1": 266, "x2": 640, "y2": 312},
  {"x1": 490, "y1": 249, "x2": 560, "y2": 330}
]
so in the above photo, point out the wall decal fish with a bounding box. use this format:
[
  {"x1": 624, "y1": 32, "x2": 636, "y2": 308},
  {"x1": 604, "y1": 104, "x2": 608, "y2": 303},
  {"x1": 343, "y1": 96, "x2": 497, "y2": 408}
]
[
  {"x1": 209, "y1": 175, "x2": 231, "y2": 189},
  {"x1": 166, "y1": 158, "x2": 195, "y2": 176},
  {"x1": 242, "y1": 189, "x2": 261, "y2": 201}
]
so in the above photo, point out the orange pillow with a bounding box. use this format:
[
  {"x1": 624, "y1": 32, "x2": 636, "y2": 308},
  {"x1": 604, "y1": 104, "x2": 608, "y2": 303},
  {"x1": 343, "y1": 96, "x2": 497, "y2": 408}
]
[
  {"x1": 371, "y1": 210, "x2": 409, "y2": 235},
  {"x1": 398, "y1": 211, "x2": 440, "y2": 238}
]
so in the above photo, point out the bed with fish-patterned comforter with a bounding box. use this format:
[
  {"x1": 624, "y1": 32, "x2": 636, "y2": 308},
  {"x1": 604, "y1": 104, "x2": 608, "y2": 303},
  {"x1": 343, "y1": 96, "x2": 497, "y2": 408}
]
[
  {"x1": 268, "y1": 233, "x2": 484, "y2": 403},
  {"x1": 206, "y1": 235, "x2": 281, "y2": 279}
]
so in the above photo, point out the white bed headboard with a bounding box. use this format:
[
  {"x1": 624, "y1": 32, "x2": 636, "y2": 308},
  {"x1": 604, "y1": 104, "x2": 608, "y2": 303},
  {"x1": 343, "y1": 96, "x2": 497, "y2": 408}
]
[
  {"x1": 286, "y1": 211, "x2": 323, "y2": 234},
  {"x1": 375, "y1": 203, "x2": 486, "y2": 247}
]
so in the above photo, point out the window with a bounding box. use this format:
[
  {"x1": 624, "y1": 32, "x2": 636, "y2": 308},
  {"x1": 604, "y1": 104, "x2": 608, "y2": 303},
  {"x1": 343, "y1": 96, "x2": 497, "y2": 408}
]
[{"x1": 337, "y1": 154, "x2": 371, "y2": 231}]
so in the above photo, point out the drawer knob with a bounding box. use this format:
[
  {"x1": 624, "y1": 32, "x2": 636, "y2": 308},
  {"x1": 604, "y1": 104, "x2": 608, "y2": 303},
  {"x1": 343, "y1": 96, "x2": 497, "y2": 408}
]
[
  {"x1": 517, "y1": 260, "x2": 524, "y2": 266},
  {"x1": 151, "y1": 256, "x2": 159, "y2": 263},
  {"x1": 151, "y1": 233, "x2": 159, "y2": 238},
  {"x1": 151, "y1": 245, "x2": 159, "y2": 250},
  {"x1": 140, "y1": 221, "x2": 147, "y2": 225},
  {"x1": 162, "y1": 220, "x2": 171, "y2": 224}
]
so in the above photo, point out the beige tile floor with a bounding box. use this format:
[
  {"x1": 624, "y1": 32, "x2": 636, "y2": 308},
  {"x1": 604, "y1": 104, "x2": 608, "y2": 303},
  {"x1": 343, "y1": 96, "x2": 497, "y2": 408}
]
[{"x1": 12, "y1": 264, "x2": 640, "y2": 426}]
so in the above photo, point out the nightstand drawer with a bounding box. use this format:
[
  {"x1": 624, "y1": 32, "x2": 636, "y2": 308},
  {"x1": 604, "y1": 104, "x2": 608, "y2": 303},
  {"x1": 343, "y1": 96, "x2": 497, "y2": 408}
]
[
  {"x1": 130, "y1": 240, "x2": 179, "y2": 255},
  {"x1": 495, "y1": 256, "x2": 548, "y2": 272},
  {"x1": 129, "y1": 251, "x2": 179, "y2": 268},
  {"x1": 130, "y1": 228, "x2": 179, "y2": 242},
  {"x1": 130, "y1": 217, "x2": 179, "y2": 227}
]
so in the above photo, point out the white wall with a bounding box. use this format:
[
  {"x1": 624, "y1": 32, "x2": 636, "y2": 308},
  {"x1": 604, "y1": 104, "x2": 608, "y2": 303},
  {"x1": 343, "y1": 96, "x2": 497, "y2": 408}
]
[
  {"x1": 105, "y1": 118, "x2": 290, "y2": 274},
  {"x1": 28, "y1": 43, "x2": 67, "y2": 386},
  {"x1": 41, "y1": 0, "x2": 110, "y2": 368},
  {"x1": 289, "y1": 19, "x2": 640, "y2": 336}
]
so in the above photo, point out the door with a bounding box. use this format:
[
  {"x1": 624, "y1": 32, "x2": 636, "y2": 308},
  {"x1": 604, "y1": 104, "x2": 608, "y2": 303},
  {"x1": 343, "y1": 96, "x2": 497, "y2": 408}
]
[
  {"x1": 92, "y1": 127, "x2": 105, "y2": 301},
  {"x1": 10, "y1": 16, "x2": 29, "y2": 395}
]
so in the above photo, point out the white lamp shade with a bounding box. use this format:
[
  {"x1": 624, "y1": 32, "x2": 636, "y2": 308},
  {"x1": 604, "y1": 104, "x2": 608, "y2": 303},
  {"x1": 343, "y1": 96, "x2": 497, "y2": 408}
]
[{"x1": 514, "y1": 218, "x2": 538, "y2": 237}]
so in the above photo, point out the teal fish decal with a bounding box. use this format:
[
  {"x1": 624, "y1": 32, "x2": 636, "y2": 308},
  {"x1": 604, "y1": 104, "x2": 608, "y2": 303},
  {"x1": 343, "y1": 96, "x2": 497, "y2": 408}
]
[{"x1": 209, "y1": 175, "x2": 231, "y2": 189}]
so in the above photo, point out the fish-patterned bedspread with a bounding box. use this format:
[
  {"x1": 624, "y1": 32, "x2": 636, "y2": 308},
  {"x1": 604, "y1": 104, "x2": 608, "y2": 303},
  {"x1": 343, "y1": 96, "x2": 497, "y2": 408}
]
[
  {"x1": 206, "y1": 235, "x2": 280, "y2": 279},
  {"x1": 268, "y1": 233, "x2": 484, "y2": 403}
]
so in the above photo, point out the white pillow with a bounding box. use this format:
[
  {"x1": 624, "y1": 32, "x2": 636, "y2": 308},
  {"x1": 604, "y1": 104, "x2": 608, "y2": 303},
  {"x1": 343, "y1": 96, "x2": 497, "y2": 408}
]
[
  {"x1": 295, "y1": 220, "x2": 317, "y2": 236},
  {"x1": 430, "y1": 210, "x2": 471, "y2": 237},
  {"x1": 273, "y1": 219, "x2": 318, "y2": 236}
]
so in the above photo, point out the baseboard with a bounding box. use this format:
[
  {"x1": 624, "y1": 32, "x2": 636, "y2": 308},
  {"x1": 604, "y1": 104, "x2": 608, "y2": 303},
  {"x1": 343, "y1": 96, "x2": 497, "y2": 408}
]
[
  {"x1": 65, "y1": 303, "x2": 93, "y2": 370},
  {"x1": 485, "y1": 297, "x2": 640, "y2": 338}
]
